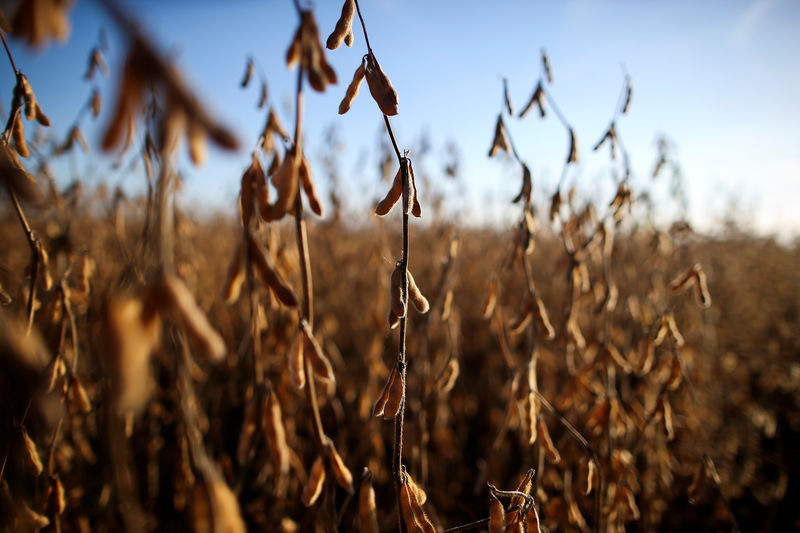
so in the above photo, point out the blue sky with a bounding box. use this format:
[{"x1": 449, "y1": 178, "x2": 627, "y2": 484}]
[{"x1": 4, "y1": 0, "x2": 799, "y2": 237}]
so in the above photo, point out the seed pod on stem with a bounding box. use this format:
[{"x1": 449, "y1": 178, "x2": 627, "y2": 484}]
[
  {"x1": 326, "y1": 0, "x2": 355, "y2": 50},
  {"x1": 301, "y1": 455, "x2": 326, "y2": 506},
  {"x1": 364, "y1": 53, "x2": 399, "y2": 116},
  {"x1": 339, "y1": 58, "x2": 366, "y2": 115},
  {"x1": 359, "y1": 469, "x2": 379, "y2": 533},
  {"x1": 376, "y1": 166, "x2": 402, "y2": 216}
]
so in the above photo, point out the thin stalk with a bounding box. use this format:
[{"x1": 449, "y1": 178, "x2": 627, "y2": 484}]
[
  {"x1": 291, "y1": 65, "x2": 325, "y2": 449},
  {"x1": 8, "y1": 187, "x2": 39, "y2": 333}
]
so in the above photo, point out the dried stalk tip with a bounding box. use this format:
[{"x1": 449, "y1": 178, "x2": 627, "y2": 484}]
[
  {"x1": 326, "y1": 0, "x2": 355, "y2": 50},
  {"x1": 339, "y1": 59, "x2": 366, "y2": 114},
  {"x1": 365, "y1": 53, "x2": 399, "y2": 116}
]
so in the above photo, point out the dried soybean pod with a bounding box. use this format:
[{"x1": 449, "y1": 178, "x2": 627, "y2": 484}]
[
  {"x1": 481, "y1": 279, "x2": 497, "y2": 319},
  {"x1": 326, "y1": 441, "x2": 354, "y2": 493},
  {"x1": 372, "y1": 365, "x2": 397, "y2": 417},
  {"x1": 567, "y1": 127, "x2": 579, "y2": 164},
  {"x1": 359, "y1": 470, "x2": 379, "y2": 533},
  {"x1": 158, "y1": 272, "x2": 226, "y2": 362},
  {"x1": 261, "y1": 150, "x2": 299, "y2": 221},
  {"x1": 298, "y1": 153, "x2": 324, "y2": 216},
  {"x1": 12, "y1": 114, "x2": 28, "y2": 157},
  {"x1": 621, "y1": 75, "x2": 633, "y2": 114},
  {"x1": 339, "y1": 59, "x2": 366, "y2": 114},
  {"x1": 289, "y1": 333, "x2": 306, "y2": 389},
  {"x1": 265, "y1": 390, "x2": 290, "y2": 475},
  {"x1": 390, "y1": 262, "x2": 406, "y2": 318},
  {"x1": 407, "y1": 271, "x2": 429, "y2": 314},
  {"x1": 302, "y1": 326, "x2": 336, "y2": 384},
  {"x1": 405, "y1": 471, "x2": 427, "y2": 505},
  {"x1": 437, "y1": 358, "x2": 459, "y2": 394},
  {"x1": 694, "y1": 268, "x2": 711, "y2": 308},
  {"x1": 538, "y1": 419, "x2": 561, "y2": 463},
  {"x1": 221, "y1": 242, "x2": 245, "y2": 305},
  {"x1": 240, "y1": 57, "x2": 254, "y2": 87},
  {"x1": 489, "y1": 492, "x2": 506, "y2": 533},
  {"x1": 187, "y1": 120, "x2": 207, "y2": 166},
  {"x1": 669, "y1": 264, "x2": 697, "y2": 293},
  {"x1": 408, "y1": 159, "x2": 422, "y2": 217},
  {"x1": 344, "y1": 28, "x2": 354, "y2": 47},
  {"x1": 248, "y1": 235, "x2": 298, "y2": 307},
  {"x1": 301, "y1": 455, "x2": 326, "y2": 506},
  {"x1": 399, "y1": 479, "x2": 422, "y2": 532},
  {"x1": 488, "y1": 114, "x2": 510, "y2": 157},
  {"x1": 533, "y1": 295, "x2": 555, "y2": 339},
  {"x1": 364, "y1": 53, "x2": 399, "y2": 116},
  {"x1": 326, "y1": 0, "x2": 355, "y2": 50},
  {"x1": 387, "y1": 308, "x2": 401, "y2": 329},
  {"x1": 509, "y1": 297, "x2": 533, "y2": 335},
  {"x1": 35, "y1": 102, "x2": 51, "y2": 125},
  {"x1": 376, "y1": 166, "x2": 402, "y2": 215},
  {"x1": 21, "y1": 428, "x2": 43, "y2": 475},
  {"x1": 382, "y1": 364, "x2": 404, "y2": 420},
  {"x1": 237, "y1": 394, "x2": 260, "y2": 464},
  {"x1": 70, "y1": 377, "x2": 92, "y2": 413}
]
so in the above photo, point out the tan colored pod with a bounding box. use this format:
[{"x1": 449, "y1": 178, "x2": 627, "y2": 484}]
[
  {"x1": 533, "y1": 296, "x2": 555, "y2": 339},
  {"x1": 339, "y1": 59, "x2": 366, "y2": 115},
  {"x1": 301, "y1": 455, "x2": 326, "y2": 507},
  {"x1": 407, "y1": 271, "x2": 429, "y2": 314},
  {"x1": 298, "y1": 153, "x2": 324, "y2": 216},
  {"x1": 489, "y1": 492, "x2": 506, "y2": 533},
  {"x1": 157, "y1": 271, "x2": 226, "y2": 362},
  {"x1": 326, "y1": 441, "x2": 354, "y2": 493},
  {"x1": 372, "y1": 365, "x2": 397, "y2": 417},
  {"x1": 289, "y1": 332, "x2": 306, "y2": 389},
  {"x1": 248, "y1": 235, "x2": 298, "y2": 307},
  {"x1": 221, "y1": 241, "x2": 245, "y2": 305},
  {"x1": 389, "y1": 262, "x2": 406, "y2": 318},
  {"x1": 12, "y1": 113, "x2": 28, "y2": 158},
  {"x1": 326, "y1": 0, "x2": 355, "y2": 50},
  {"x1": 358, "y1": 472, "x2": 379, "y2": 533},
  {"x1": 265, "y1": 391, "x2": 291, "y2": 475},
  {"x1": 364, "y1": 53, "x2": 399, "y2": 116},
  {"x1": 375, "y1": 166, "x2": 402, "y2": 216},
  {"x1": 21, "y1": 428, "x2": 43, "y2": 475}
]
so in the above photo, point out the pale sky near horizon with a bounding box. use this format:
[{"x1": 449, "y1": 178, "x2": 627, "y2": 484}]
[{"x1": 3, "y1": 0, "x2": 799, "y2": 239}]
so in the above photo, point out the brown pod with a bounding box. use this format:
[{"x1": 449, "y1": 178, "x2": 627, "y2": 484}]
[
  {"x1": 666, "y1": 355, "x2": 682, "y2": 391},
  {"x1": 19, "y1": 74, "x2": 37, "y2": 120},
  {"x1": 533, "y1": 296, "x2": 555, "y2": 339},
  {"x1": 503, "y1": 77, "x2": 514, "y2": 115},
  {"x1": 302, "y1": 327, "x2": 336, "y2": 384},
  {"x1": 364, "y1": 54, "x2": 399, "y2": 116},
  {"x1": 289, "y1": 333, "x2": 306, "y2": 389},
  {"x1": 542, "y1": 49, "x2": 554, "y2": 84},
  {"x1": 21, "y1": 428, "x2": 43, "y2": 475},
  {"x1": 265, "y1": 391, "x2": 291, "y2": 475},
  {"x1": 489, "y1": 492, "x2": 506, "y2": 533},
  {"x1": 326, "y1": 441, "x2": 354, "y2": 493},
  {"x1": 382, "y1": 364, "x2": 404, "y2": 420},
  {"x1": 70, "y1": 377, "x2": 92, "y2": 413},
  {"x1": 389, "y1": 262, "x2": 406, "y2": 318},
  {"x1": 665, "y1": 312, "x2": 685, "y2": 346},
  {"x1": 509, "y1": 297, "x2": 533, "y2": 335},
  {"x1": 158, "y1": 272, "x2": 226, "y2": 362},
  {"x1": 622, "y1": 75, "x2": 633, "y2": 114},
  {"x1": 436, "y1": 358, "x2": 460, "y2": 394},
  {"x1": 538, "y1": 419, "x2": 561, "y2": 463},
  {"x1": 188, "y1": 120, "x2": 207, "y2": 166},
  {"x1": 286, "y1": 27, "x2": 302, "y2": 69},
  {"x1": 407, "y1": 271, "x2": 430, "y2": 314},
  {"x1": 659, "y1": 397, "x2": 675, "y2": 440},
  {"x1": 488, "y1": 114, "x2": 510, "y2": 157},
  {"x1": 399, "y1": 480, "x2": 423, "y2": 532},
  {"x1": 408, "y1": 159, "x2": 422, "y2": 217},
  {"x1": 585, "y1": 458, "x2": 598, "y2": 496},
  {"x1": 527, "y1": 393, "x2": 539, "y2": 444},
  {"x1": 440, "y1": 289, "x2": 453, "y2": 320},
  {"x1": 405, "y1": 471, "x2": 427, "y2": 505},
  {"x1": 240, "y1": 57, "x2": 254, "y2": 87},
  {"x1": 694, "y1": 268, "x2": 711, "y2": 308},
  {"x1": 372, "y1": 365, "x2": 397, "y2": 417},
  {"x1": 375, "y1": 166, "x2": 402, "y2": 215},
  {"x1": 326, "y1": 0, "x2": 355, "y2": 50},
  {"x1": 566, "y1": 127, "x2": 579, "y2": 164},
  {"x1": 339, "y1": 59, "x2": 366, "y2": 114},
  {"x1": 237, "y1": 395, "x2": 260, "y2": 464},
  {"x1": 344, "y1": 28, "x2": 354, "y2": 47},
  {"x1": 481, "y1": 279, "x2": 497, "y2": 319},
  {"x1": 248, "y1": 235, "x2": 298, "y2": 307},
  {"x1": 221, "y1": 242, "x2": 245, "y2": 305},
  {"x1": 261, "y1": 150, "x2": 298, "y2": 221},
  {"x1": 669, "y1": 264, "x2": 697, "y2": 293},
  {"x1": 298, "y1": 153, "x2": 324, "y2": 216},
  {"x1": 387, "y1": 308, "x2": 401, "y2": 330},
  {"x1": 34, "y1": 102, "x2": 51, "y2": 126},
  {"x1": 301, "y1": 455, "x2": 326, "y2": 506},
  {"x1": 12, "y1": 114, "x2": 29, "y2": 157},
  {"x1": 257, "y1": 83, "x2": 268, "y2": 109},
  {"x1": 519, "y1": 81, "x2": 546, "y2": 118},
  {"x1": 359, "y1": 472, "x2": 379, "y2": 533}
]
